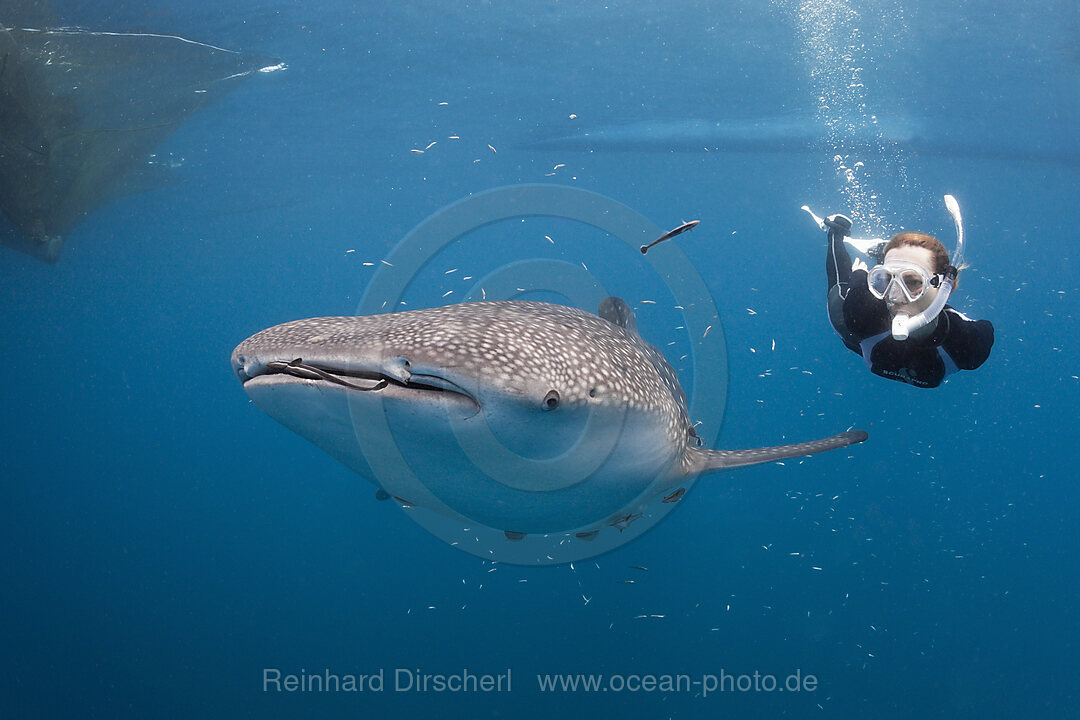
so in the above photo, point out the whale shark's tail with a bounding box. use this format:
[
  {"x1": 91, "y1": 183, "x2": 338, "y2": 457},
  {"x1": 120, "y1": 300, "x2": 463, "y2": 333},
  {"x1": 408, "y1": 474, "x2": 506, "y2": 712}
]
[{"x1": 689, "y1": 430, "x2": 868, "y2": 473}]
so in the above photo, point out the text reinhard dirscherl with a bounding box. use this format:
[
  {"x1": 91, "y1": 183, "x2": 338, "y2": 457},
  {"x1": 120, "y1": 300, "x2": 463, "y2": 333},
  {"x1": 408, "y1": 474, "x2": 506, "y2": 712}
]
[
  {"x1": 262, "y1": 668, "x2": 820, "y2": 697},
  {"x1": 263, "y1": 668, "x2": 511, "y2": 693}
]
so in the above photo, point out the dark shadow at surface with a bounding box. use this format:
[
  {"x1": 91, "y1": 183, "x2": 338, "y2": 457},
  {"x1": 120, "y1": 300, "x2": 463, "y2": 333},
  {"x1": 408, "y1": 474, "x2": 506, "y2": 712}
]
[{"x1": 0, "y1": 11, "x2": 280, "y2": 262}]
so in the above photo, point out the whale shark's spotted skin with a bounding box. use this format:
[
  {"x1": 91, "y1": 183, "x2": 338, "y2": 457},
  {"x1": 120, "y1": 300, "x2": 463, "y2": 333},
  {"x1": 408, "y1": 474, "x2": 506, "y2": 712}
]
[
  {"x1": 238, "y1": 302, "x2": 681, "y2": 412},
  {"x1": 236, "y1": 301, "x2": 694, "y2": 463}
]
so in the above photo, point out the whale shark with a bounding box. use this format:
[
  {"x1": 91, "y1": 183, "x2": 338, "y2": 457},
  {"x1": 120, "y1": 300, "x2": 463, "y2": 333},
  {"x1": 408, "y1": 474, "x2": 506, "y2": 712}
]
[{"x1": 232, "y1": 299, "x2": 867, "y2": 560}]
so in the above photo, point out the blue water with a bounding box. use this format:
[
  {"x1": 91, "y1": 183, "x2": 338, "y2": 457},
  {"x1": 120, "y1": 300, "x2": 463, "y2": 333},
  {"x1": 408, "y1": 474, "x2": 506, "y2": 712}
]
[{"x1": 2, "y1": 1, "x2": 1078, "y2": 717}]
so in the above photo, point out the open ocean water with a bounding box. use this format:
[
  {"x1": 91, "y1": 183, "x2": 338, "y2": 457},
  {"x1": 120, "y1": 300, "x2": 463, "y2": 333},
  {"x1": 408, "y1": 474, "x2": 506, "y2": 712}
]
[{"x1": 1, "y1": 0, "x2": 1078, "y2": 717}]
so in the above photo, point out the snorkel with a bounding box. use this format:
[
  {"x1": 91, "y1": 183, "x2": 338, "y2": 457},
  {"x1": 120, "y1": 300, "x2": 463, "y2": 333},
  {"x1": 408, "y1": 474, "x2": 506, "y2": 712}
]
[{"x1": 890, "y1": 195, "x2": 964, "y2": 340}]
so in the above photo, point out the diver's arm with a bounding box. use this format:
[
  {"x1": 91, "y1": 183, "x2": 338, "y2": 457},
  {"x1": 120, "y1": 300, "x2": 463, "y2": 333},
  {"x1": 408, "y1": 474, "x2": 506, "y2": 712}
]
[
  {"x1": 826, "y1": 216, "x2": 854, "y2": 289},
  {"x1": 941, "y1": 308, "x2": 995, "y2": 369}
]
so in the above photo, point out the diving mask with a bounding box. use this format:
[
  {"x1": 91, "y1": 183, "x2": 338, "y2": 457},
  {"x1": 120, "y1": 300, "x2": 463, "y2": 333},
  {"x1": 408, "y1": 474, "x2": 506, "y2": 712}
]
[{"x1": 867, "y1": 261, "x2": 944, "y2": 304}]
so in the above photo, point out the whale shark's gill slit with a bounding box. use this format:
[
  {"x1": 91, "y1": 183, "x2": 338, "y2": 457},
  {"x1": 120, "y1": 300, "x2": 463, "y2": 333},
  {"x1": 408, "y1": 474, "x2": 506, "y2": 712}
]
[{"x1": 266, "y1": 359, "x2": 389, "y2": 392}]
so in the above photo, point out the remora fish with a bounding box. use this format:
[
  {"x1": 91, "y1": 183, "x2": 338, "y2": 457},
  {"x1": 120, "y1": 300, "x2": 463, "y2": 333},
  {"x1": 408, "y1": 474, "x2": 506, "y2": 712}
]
[{"x1": 231, "y1": 299, "x2": 866, "y2": 538}]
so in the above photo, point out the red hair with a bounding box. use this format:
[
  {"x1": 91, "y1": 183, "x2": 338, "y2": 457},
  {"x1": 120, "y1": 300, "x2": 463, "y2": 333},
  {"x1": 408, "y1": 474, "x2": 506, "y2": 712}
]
[{"x1": 884, "y1": 231, "x2": 959, "y2": 290}]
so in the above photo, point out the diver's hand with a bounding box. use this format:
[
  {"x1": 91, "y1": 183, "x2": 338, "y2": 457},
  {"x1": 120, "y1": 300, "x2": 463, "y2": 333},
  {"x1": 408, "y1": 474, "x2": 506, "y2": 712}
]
[
  {"x1": 824, "y1": 214, "x2": 852, "y2": 236},
  {"x1": 851, "y1": 258, "x2": 868, "y2": 273}
]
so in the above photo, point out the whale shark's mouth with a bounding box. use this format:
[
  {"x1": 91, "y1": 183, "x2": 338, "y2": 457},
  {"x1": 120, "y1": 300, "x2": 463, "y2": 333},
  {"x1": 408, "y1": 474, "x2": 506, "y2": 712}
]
[{"x1": 248, "y1": 357, "x2": 480, "y2": 410}]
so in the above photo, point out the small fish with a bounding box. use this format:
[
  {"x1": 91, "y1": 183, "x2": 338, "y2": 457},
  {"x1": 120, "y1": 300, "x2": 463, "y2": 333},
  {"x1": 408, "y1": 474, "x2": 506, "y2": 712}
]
[
  {"x1": 662, "y1": 487, "x2": 686, "y2": 503},
  {"x1": 629, "y1": 565, "x2": 649, "y2": 572},
  {"x1": 609, "y1": 512, "x2": 642, "y2": 532},
  {"x1": 640, "y1": 219, "x2": 700, "y2": 254},
  {"x1": 618, "y1": 580, "x2": 636, "y2": 585}
]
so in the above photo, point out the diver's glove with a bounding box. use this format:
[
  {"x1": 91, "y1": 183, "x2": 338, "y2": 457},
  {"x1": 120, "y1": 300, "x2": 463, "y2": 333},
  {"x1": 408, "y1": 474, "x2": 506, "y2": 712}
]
[{"x1": 824, "y1": 214, "x2": 852, "y2": 237}]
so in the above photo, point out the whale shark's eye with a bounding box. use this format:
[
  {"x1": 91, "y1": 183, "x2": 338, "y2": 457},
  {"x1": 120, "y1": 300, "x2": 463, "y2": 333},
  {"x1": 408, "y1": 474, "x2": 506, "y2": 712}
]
[{"x1": 543, "y1": 390, "x2": 560, "y2": 410}]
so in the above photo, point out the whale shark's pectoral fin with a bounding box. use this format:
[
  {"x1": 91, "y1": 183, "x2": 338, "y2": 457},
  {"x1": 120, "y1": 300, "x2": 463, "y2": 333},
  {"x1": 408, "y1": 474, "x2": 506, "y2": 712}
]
[
  {"x1": 598, "y1": 296, "x2": 638, "y2": 335},
  {"x1": 690, "y1": 430, "x2": 868, "y2": 473}
]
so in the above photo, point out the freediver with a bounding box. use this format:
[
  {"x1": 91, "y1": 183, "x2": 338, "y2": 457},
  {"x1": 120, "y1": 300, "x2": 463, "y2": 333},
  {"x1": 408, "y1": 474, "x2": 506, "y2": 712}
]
[{"x1": 806, "y1": 196, "x2": 994, "y2": 389}]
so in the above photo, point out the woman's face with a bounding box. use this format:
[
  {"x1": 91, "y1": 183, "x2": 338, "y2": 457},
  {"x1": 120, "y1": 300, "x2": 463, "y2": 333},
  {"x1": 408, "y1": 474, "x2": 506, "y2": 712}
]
[{"x1": 880, "y1": 245, "x2": 939, "y2": 317}]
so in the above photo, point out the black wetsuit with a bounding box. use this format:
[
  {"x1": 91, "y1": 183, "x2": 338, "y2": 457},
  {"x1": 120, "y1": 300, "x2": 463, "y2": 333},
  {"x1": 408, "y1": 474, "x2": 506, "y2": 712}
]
[{"x1": 825, "y1": 220, "x2": 994, "y2": 389}]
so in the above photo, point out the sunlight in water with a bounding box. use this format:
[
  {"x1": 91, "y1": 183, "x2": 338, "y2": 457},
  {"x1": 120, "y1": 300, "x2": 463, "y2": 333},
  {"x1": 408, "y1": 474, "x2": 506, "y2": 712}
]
[{"x1": 794, "y1": 0, "x2": 915, "y2": 235}]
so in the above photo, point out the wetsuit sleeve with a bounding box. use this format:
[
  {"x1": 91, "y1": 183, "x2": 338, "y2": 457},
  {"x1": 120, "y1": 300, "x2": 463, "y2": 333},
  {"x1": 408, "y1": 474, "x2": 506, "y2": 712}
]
[
  {"x1": 941, "y1": 309, "x2": 994, "y2": 369},
  {"x1": 843, "y1": 268, "x2": 890, "y2": 337},
  {"x1": 827, "y1": 225, "x2": 853, "y2": 289}
]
